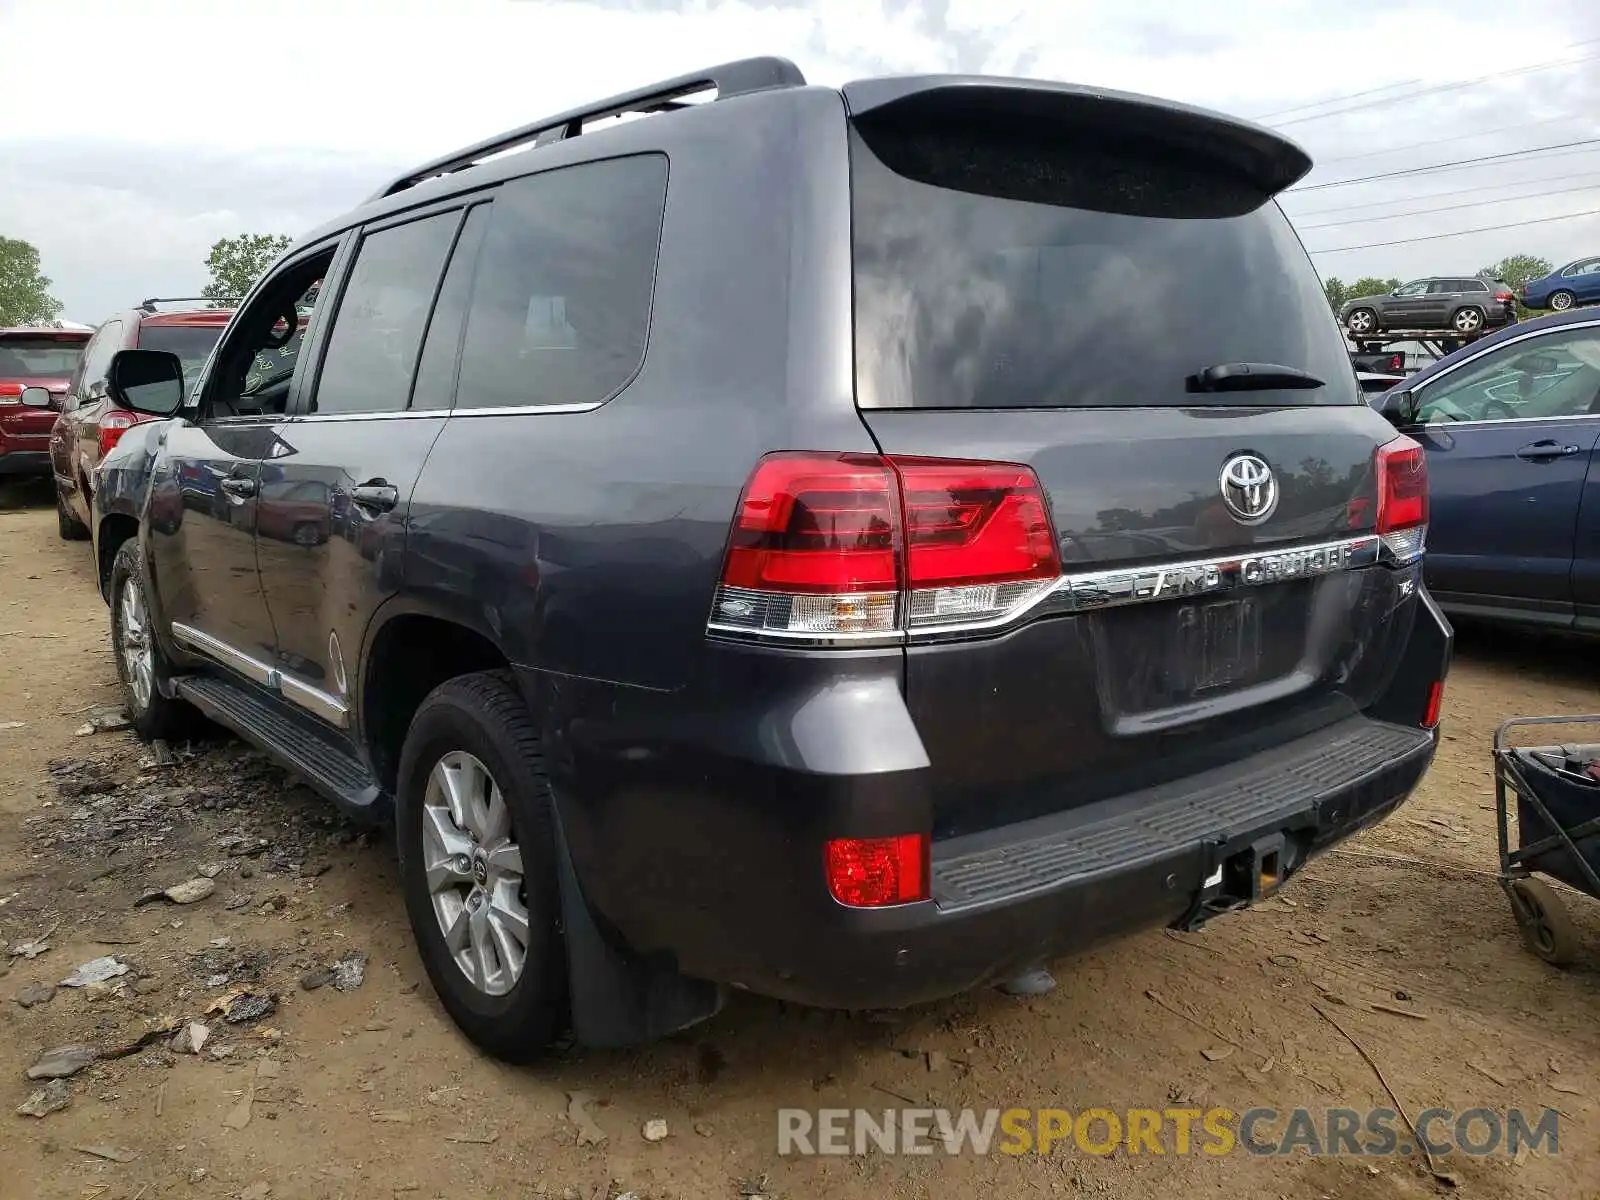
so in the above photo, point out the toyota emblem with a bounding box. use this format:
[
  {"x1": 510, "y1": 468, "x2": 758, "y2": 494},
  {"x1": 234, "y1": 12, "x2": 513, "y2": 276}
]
[{"x1": 1219, "y1": 453, "x2": 1278, "y2": 525}]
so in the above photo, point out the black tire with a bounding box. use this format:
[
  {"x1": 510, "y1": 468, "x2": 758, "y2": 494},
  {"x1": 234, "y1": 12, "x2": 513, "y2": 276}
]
[
  {"x1": 1508, "y1": 878, "x2": 1579, "y2": 967},
  {"x1": 1345, "y1": 308, "x2": 1379, "y2": 336},
  {"x1": 109, "y1": 538, "x2": 201, "y2": 742},
  {"x1": 1450, "y1": 306, "x2": 1485, "y2": 334},
  {"x1": 395, "y1": 670, "x2": 567, "y2": 1062},
  {"x1": 1549, "y1": 289, "x2": 1576, "y2": 312},
  {"x1": 56, "y1": 488, "x2": 89, "y2": 541}
]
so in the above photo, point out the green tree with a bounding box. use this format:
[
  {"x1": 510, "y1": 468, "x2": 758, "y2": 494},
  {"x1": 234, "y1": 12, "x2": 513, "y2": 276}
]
[
  {"x1": 1323, "y1": 277, "x2": 1350, "y2": 313},
  {"x1": 1477, "y1": 254, "x2": 1551, "y2": 291},
  {"x1": 1348, "y1": 276, "x2": 1402, "y2": 300},
  {"x1": 203, "y1": 234, "x2": 293, "y2": 307},
  {"x1": 0, "y1": 236, "x2": 63, "y2": 326}
]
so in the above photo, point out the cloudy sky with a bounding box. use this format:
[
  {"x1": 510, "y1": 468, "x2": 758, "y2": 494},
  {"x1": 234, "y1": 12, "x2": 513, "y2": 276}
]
[{"x1": 5, "y1": 0, "x2": 1600, "y2": 322}]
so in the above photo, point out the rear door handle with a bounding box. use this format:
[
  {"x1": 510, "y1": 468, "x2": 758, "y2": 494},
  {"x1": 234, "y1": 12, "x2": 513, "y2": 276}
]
[
  {"x1": 1516, "y1": 440, "x2": 1582, "y2": 461},
  {"x1": 351, "y1": 481, "x2": 399, "y2": 513},
  {"x1": 219, "y1": 476, "x2": 258, "y2": 500}
]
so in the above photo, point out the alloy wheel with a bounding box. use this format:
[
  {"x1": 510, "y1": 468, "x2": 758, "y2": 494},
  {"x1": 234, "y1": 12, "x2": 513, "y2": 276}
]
[
  {"x1": 117, "y1": 575, "x2": 155, "y2": 714},
  {"x1": 421, "y1": 750, "x2": 530, "y2": 997},
  {"x1": 1454, "y1": 309, "x2": 1483, "y2": 333},
  {"x1": 1552, "y1": 291, "x2": 1574, "y2": 311}
]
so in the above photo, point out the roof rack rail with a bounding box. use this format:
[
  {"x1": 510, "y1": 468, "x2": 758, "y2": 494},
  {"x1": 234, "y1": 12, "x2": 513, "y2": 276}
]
[
  {"x1": 139, "y1": 296, "x2": 239, "y2": 313},
  {"x1": 368, "y1": 55, "x2": 806, "y2": 202}
]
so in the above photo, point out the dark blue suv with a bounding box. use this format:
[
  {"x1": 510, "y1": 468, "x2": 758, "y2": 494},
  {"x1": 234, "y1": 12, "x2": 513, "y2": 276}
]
[
  {"x1": 90, "y1": 57, "x2": 1451, "y2": 1060},
  {"x1": 1373, "y1": 308, "x2": 1600, "y2": 631}
]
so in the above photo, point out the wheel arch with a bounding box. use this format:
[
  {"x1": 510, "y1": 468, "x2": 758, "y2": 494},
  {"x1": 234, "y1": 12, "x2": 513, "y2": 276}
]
[{"x1": 359, "y1": 595, "x2": 515, "y2": 796}]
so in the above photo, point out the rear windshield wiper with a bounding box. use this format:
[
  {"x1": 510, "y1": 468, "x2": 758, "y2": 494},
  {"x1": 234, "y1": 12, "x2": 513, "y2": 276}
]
[{"x1": 1186, "y1": 362, "x2": 1325, "y2": 393}]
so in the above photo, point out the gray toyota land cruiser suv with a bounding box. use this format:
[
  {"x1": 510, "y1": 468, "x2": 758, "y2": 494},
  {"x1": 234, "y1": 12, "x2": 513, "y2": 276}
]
[{"x1": 93, "y1": 57, "x2": 1451, "y2": 1061}]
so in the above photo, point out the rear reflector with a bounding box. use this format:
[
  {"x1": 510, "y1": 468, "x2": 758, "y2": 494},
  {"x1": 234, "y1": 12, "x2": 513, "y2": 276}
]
[
  {"x1": 1422, "y1": 680, "x2": 1445, "y2": 729},
  {"x1": 1375, "y1": 435, "x2": 1428, "y2": 564},
  {"x1": 825, "y1": 834, "x2": 929, "y2": 907},
  {"x1": 710, "y1": 452, "x2": 1061, "y2": 641}
]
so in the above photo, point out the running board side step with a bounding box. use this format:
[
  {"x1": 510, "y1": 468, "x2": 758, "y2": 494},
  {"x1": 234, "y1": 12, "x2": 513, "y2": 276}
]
[{"x1": 174, "y1": 674, "x2": 389, "y2": 824}]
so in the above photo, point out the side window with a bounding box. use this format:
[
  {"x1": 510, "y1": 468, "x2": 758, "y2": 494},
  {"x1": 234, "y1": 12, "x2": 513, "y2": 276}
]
[
  {"x1": 1463, "y1": 279, "x2": 1489, "y2": 293},
  {"x1": 204, "y1": 252, "x2": 333, "y2": 421},
  {"x1": 1395, "y1": 281, "x2": 1427, "y2": 297},
  {"x1": 1426, "y1": 280, "x2": 1455, "y2": 295},
  {"x1": 310, "y1": 212, "x2": 460, "y2": 416},
  {"x1": 412, "y1": 205, "x2": 490, "y2": 411},
  {"x1": 1415, "y1": 329, "x2": 1600, "y2": 425},
  {"x1": 455, "y1": 154, "x2": 668, "y2": 411},
  {"x1": 82, "y1": 321, "x2": 124, "y2": 396}
]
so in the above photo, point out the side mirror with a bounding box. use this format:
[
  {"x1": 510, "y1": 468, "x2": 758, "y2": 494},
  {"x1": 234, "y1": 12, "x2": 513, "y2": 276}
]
[
  {"x1": 19, "y1": 386, "x2": 52, "y2": 409},
  {"x1": 1376, "y1": 388, "x2": 1419, "y2": 428},
  {"x1": 106, "y1": 349, "x2": 186, "y2": 417}
]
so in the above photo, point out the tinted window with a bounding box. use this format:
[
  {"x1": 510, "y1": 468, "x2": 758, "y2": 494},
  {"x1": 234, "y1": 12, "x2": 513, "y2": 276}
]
[
  {"x1": 1394, "y1": 281, "x2": 1428, "y2": 297},
  {"x1": 456, "y1": 154, "x2": 668, "y2": 410},
  {"x1": 0, "y1": 335, "x2": 88, "y2": 378},
  {"x1": 82, "y1": 321, "x2": 124, "y2": 388},
  {"x1": 139, "y1": 323, "x2": 226, "y2": 386},
  {"x1": 1416, "y1": 328, "x2": 1600, "y2": 424},
  {"x1": 312, "y1": 212, "x2": 459, "y2": 415},
  {"x1": 1464, "y1": 279, "x2": 1490, "y2": 292},
  {"x1": 1426, "y1": 281, "x2": 1455, "y2": 295},
  {"x1": 850, "y1": 125, "x2": 1355, "y2": 409},
  {"x1": 412, "y1": 205, "x2": 489, "y2": 411}
]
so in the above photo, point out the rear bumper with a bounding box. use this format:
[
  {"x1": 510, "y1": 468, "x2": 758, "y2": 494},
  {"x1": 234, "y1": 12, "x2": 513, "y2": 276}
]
[
  {"x1": 0, "y1": 450, "x2": 51, "y2": 477},
  {"x1": 536, "y1": 588, "x2": 1451, "y2": 1011},
  {"x1": 697, "y1": 716, "x2": 1434, "y2": 1010}
]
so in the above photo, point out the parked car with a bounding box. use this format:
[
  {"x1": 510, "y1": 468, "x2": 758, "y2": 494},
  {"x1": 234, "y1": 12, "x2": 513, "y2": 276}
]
[
  {"x1": 1370, "y1": 308, "x2": 1600, "y2": 632},
  {"x1": 50, "y1": 299, "x2": 235, "y2": 540},
  {"x1": 1341, "y1": 277, "x2": 1517, "y2": 338},
  {"x1": 92, "y1": 57, "x2": 1452, "y2": 1060},
  {"x1": 1520, "y1": 257, "x2": 1600, "y2": 313},
  {"x1": 0, "y1": 328, "x2": 91, "y2": 480}
]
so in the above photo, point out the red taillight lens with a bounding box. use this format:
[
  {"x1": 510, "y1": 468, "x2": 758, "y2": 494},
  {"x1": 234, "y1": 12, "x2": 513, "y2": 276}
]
[
  {"x1": 720, "y1": 453, "x2": 900, "y2": 594},
  {"x1": 0, "y1": 383, "x2": 21, "y2": 405},
  {"x1": 1496, "y1": 291, "x2": 1514, "y2": 303},
  {"x1": 1388, "y1": 354, "x2": 1403, "y2": 372},
  {"x1": 1375, "y1": 435, "x2": 1428, "y2": 564},
  {"x1": 1376, "y1": 436, "x2": 1428, "y2": 532},
  {"x1": 99, "y1": 409, "x2": 142, "y2": 457},
  {"x1": 825, "y1": 834, "x2": 929, "y2": 907},
  {"x1": 1422, "y1": 680, "x2": 1445, "y2": 729},
  {"x1": 711, "y1": 453, "x2": 1062, "y2": 639},
  {"x1": 896, "y1": 458, "x2": 1060, "y2": 588}
]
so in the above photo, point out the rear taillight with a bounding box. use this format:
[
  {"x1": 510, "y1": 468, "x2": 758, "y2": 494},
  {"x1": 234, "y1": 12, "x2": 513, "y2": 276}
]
[
  {"x1": 825, "y1": 834, "x2": 929, "y2": 907},
  {"x1": 1375, "y1": 435, "x2": 1428, "y2": 564},
  {"x1": 99, "y1": 409, "x2": 145, "y2": 457},
  {"x1": 1422, "y1": 680, "x2": 1445, "y2": 729},
  {"x1": 1495, "y1": 290, "x2": 1514, "y2": 303},
  {"x1": 1388, "y1": 354, "x2": 1404, "y2": 372},
  {"x1": 710, "y1": 452, "x2": 1061, "y2": 641},
  {"x1": 0, "y1": 383, "x2": 21, "y2": 405}
]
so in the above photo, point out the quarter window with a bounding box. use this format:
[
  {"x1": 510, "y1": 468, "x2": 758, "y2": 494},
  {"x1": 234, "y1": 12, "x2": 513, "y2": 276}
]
[
  {"x1": 312, "y1": 212, "x2": 460, "y2": 415},
  {"x1": 455, "y1": 154, "x2": 669, "y2": 411}
]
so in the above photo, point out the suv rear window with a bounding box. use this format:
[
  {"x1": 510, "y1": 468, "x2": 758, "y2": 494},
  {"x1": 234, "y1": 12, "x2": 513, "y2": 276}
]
[
  {"x1": 138, "y1": 323, "x2": 227, "y2": 385},
  {"x1": 0, "y1": 336, "x2": 87, "y2": 378},
  {"x1": 849, "y1": 124, "x2": 1356, "y2": 409}
]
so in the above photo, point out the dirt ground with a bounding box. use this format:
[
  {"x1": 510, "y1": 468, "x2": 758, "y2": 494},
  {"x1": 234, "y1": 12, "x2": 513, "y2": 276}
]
[{"x1": 1, "y1": 476, "x2": 1597, "y2": 1200}]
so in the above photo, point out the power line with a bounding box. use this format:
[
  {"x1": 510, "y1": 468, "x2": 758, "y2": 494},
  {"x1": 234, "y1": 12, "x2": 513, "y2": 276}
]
[
  {"x1": 1253, "y1": 77, "x2": 1425, "y2": 122},
  {"x1": 1294, "y1": 180, "x2": 1600, "y2": 231},
  {"x1": 1306, "y1": 207, "x2": 1600, "y2": 254},
  {"x1": 1284, "y1": 169, "x2": 1600, "y2": 218},
  {"x1": 1291, "y1": 139, "x2": 1600, "y2": 192},
  {"x1": 1268, "y1": 42, "x2": 1600, "y2": 129},
  {"x1": 1314, "y1": 112, "x2": 1587, "y2": 167}
]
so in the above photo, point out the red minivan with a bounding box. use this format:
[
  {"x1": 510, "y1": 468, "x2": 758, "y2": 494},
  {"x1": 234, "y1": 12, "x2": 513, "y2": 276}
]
[{"x1": 0, "y1": 328, "x2": 92, "y2": 480}]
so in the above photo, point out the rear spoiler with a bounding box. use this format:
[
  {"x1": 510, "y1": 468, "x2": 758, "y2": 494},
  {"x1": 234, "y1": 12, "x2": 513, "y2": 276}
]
[{"x1": 841, "y1": 76, "x2": 1312, "y2": 198}]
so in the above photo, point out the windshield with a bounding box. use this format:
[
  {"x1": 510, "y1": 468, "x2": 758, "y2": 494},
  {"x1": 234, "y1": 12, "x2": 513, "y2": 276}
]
[
  {"x1": 0, "y1": 336, "x2": 87, "y2": 378},
  {"x1": 850, "y1": 125, "x2": 1357, "y2": 409},
  {"x1": 138, "y1": 324, "x2": 227, "y2": 384}
]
